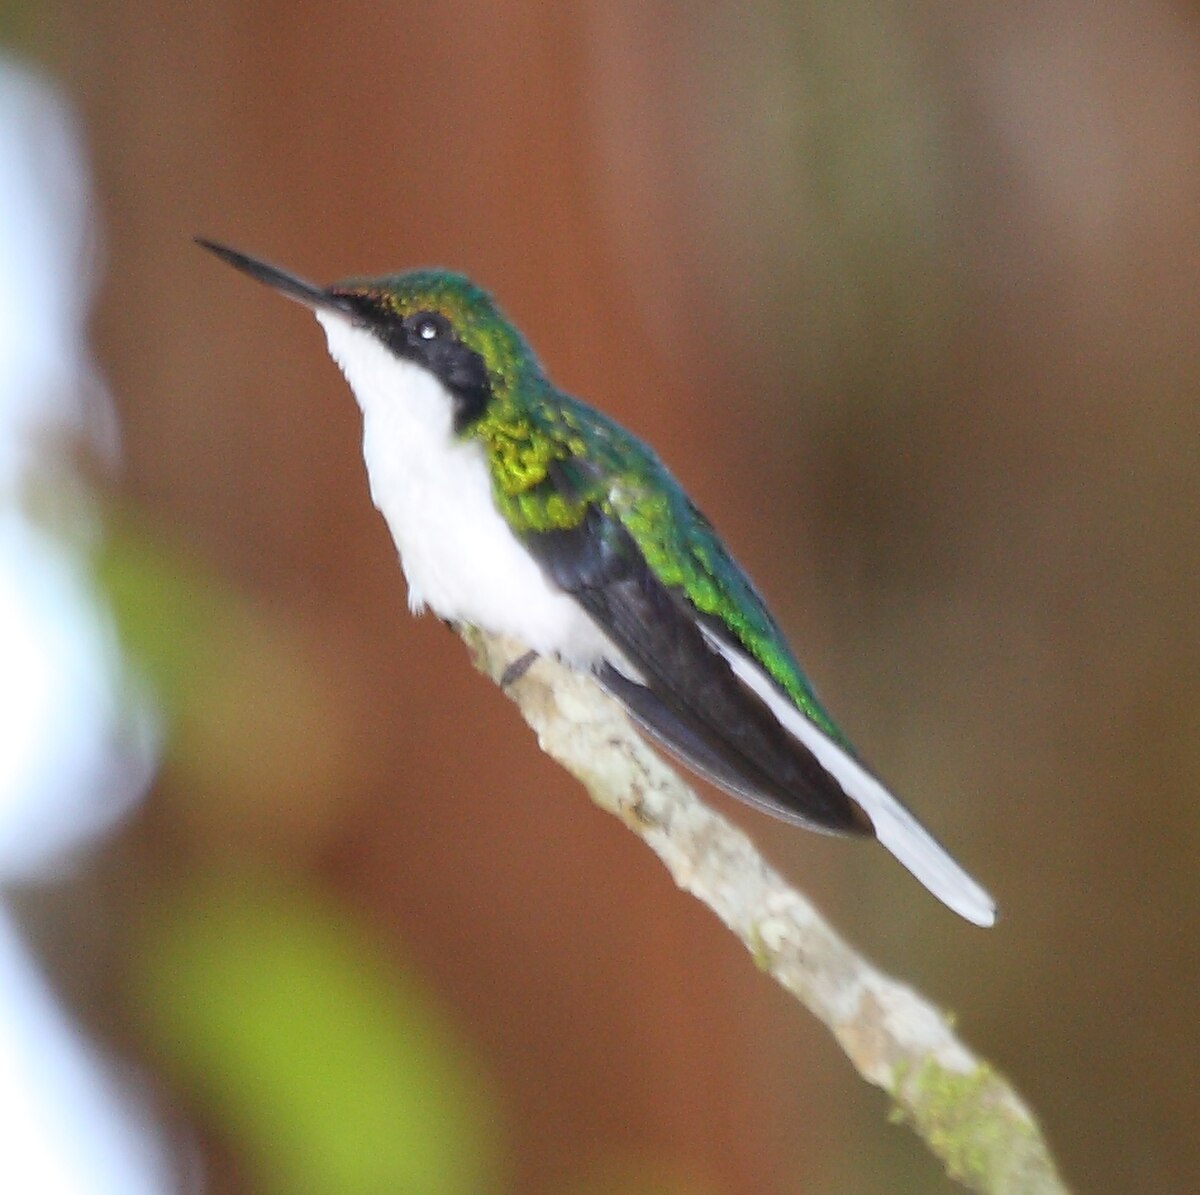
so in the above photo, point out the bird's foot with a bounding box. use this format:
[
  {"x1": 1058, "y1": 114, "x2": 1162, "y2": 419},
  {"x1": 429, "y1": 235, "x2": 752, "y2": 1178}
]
[{"x1": 501, "y1": 649, "x2": 539, "y2": 689}]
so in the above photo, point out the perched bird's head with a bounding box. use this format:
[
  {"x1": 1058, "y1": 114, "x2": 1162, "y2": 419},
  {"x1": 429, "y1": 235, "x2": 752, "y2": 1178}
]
[{"x1": 196, "y1": 240, "x2": 538, "y2": 431}]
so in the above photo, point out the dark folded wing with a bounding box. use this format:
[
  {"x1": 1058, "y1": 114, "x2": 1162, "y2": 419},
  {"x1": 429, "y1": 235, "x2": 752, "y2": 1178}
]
[{"x1": 525, "y1": 507, "x2": 872, "y2": 835}]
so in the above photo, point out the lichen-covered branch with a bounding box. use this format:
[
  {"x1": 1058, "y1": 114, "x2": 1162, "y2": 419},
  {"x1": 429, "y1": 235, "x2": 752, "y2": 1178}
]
[{"x1": 461, "y1": 627, "x2": 1069, "y2": 1195}]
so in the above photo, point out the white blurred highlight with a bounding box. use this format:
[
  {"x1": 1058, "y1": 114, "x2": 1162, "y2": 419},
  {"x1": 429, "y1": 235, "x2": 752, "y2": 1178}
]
[
  {"x1": 0, "y1": 56, "x2": 172, "y2": 1194},
  {"x1": 0, "y1": 905, "x2": 171, "y2": 1195}
]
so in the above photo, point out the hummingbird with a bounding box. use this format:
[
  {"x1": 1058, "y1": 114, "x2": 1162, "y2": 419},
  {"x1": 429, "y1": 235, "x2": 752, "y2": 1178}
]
[{"x1": 197, "y1": 239, "x2": 995, "y2": 927}]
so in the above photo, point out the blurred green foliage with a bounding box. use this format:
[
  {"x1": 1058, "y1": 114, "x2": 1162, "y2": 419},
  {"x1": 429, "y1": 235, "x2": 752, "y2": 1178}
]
[
  {"x1": 134, "y1": 870, "x2": 501, "y2": 1195},
  {"x1": 96, "y1": 524, "x2": 503, "y2": 1191}
]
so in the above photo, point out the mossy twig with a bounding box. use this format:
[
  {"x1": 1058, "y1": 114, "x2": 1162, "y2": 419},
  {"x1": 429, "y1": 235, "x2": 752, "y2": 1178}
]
[{"x1": 462, "y1": 627, "x2": 1069, "y2": 1195}]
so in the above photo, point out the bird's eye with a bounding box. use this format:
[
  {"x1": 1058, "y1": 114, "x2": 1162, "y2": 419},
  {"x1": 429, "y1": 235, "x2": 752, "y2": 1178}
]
[{"x1": 412, "y1": 312, "x2": 445, "y2": 341}]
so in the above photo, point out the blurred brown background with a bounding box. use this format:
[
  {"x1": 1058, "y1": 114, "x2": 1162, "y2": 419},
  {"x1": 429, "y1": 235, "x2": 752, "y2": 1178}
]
[{"x1": 11, "y1": 2, "x2": 1200, "y2": 1192}]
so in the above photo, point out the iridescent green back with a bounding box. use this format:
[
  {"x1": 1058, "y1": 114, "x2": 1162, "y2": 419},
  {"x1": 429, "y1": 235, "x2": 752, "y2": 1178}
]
[{"x1": 482, "y1": 380, "x2": 855, "y2": 753}]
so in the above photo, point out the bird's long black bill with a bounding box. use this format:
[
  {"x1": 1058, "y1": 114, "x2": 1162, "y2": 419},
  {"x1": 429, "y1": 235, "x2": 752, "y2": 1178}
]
[{"x1": 195, "y1": 238, "x2": 354, "y2": 316}]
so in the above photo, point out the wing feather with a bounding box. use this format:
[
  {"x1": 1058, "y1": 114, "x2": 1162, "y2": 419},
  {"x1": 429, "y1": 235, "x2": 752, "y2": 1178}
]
[{"x1": 527, "y1": 509, "x2": 870, "y2": 835}]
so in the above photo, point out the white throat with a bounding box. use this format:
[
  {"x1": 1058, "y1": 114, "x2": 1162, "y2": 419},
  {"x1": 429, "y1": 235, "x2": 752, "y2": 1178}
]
[{"x1": 315, "y1": 313, "x2": 615, "y2": 665}]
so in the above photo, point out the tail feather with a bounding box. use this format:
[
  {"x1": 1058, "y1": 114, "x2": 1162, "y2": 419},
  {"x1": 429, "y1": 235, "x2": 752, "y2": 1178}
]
[{"x1": 701, "y1": 630, "x2": 996, "y2": 927}]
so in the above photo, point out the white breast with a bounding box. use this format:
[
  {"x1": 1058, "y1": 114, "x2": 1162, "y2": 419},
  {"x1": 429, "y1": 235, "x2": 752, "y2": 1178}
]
[{"x1": 316, "y1": 313, "x2": 613, "y2": 665}]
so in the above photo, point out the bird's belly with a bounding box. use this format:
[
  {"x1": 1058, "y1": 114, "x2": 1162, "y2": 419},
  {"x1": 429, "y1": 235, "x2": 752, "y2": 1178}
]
[{"x1": 364, "y1": 417, "x2": 612, "y2": 666}]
